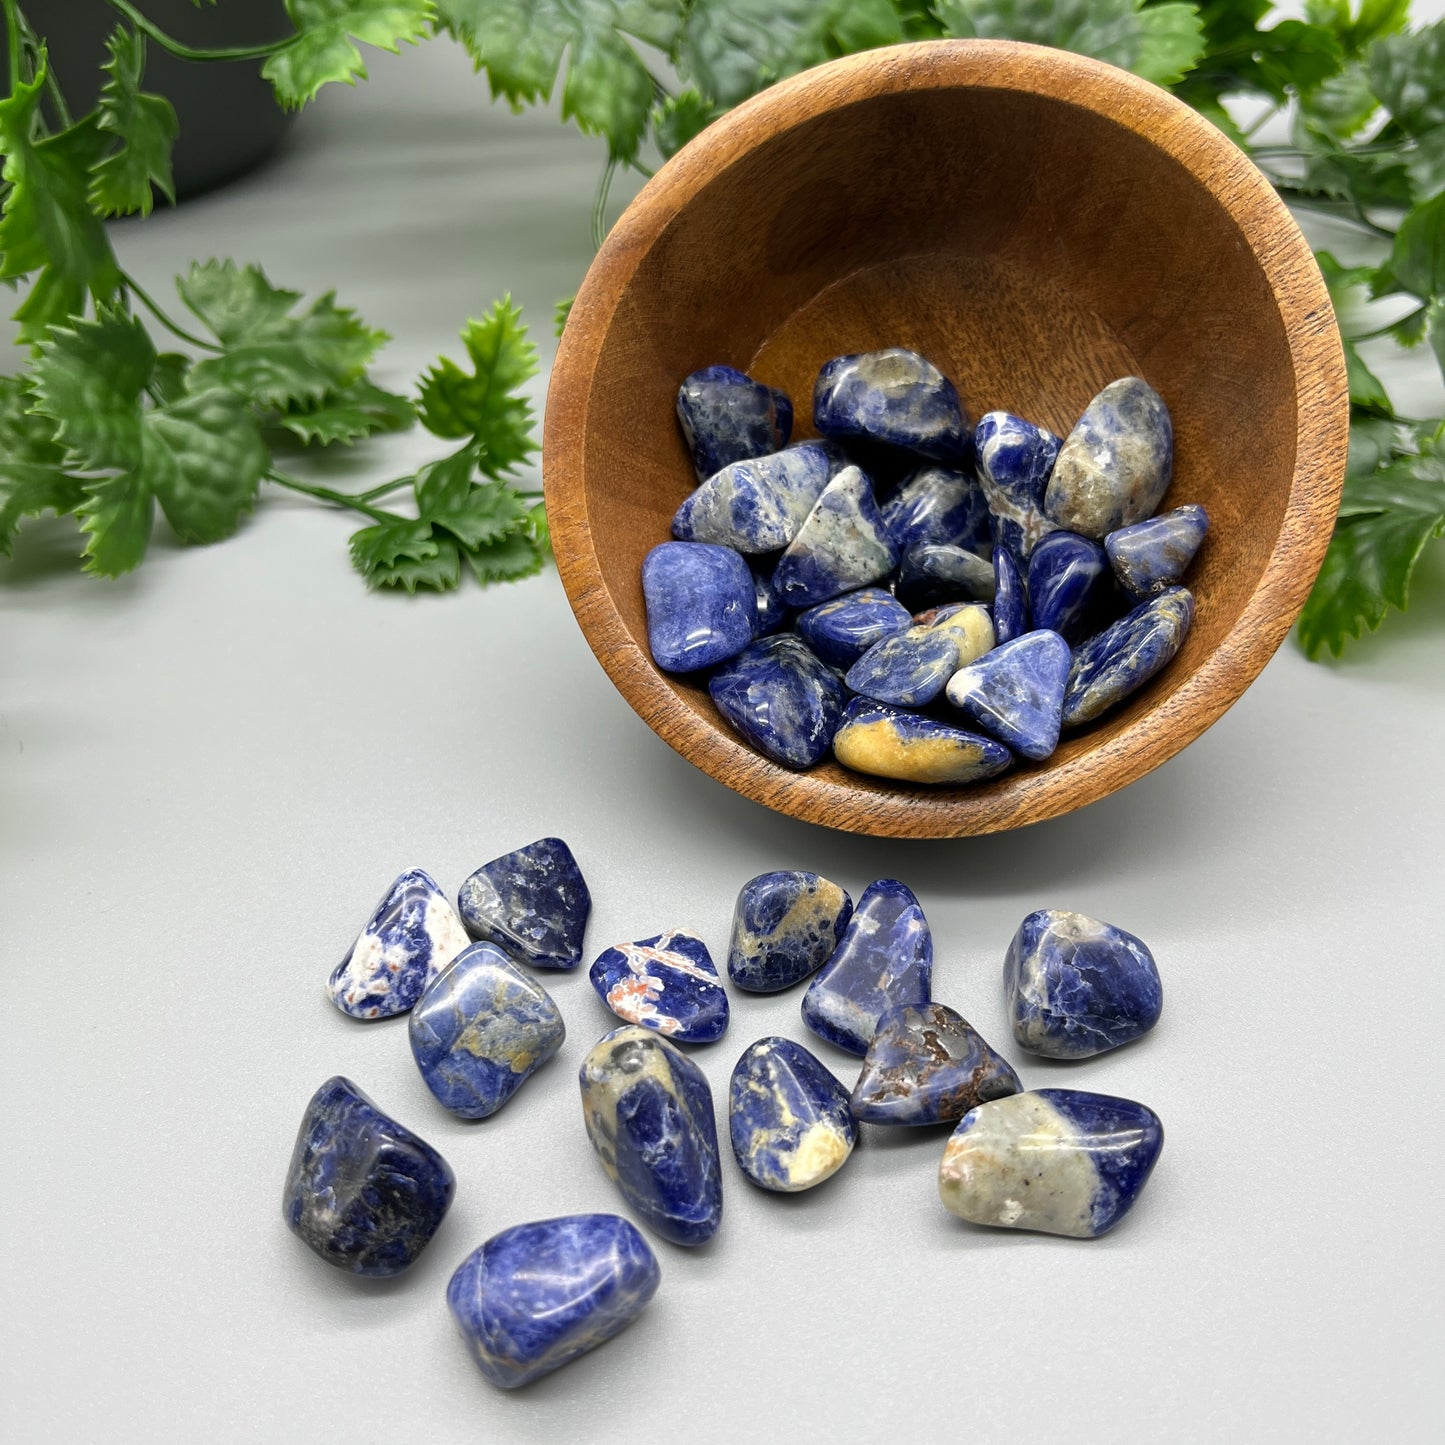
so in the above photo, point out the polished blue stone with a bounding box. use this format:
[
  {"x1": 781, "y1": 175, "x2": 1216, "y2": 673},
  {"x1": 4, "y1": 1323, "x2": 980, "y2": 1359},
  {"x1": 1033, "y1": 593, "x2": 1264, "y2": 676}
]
[
  {"x1": 795, "y1": 586, "x2": 911, "y2": 669},
  {"x1": 457, "y1": 836, "x2": 591, "y2": 971},
  {"x1": 642, "y1": 541, "x2": 756, "y2": 672},
  {"x1": 992, "y1": 545, "x2": 1028, "y2": 644},
  {"x1": 974, "y1": 410, "x2": 1061, "y2": 560},
  {"x1": 709, "y1": 634, "x2": 845, "y2": 769},
  {"x1": 1005, "y1": 908, "x2": 1163, "y2": 1059},
  {"x1": 945, "y1": 629, "x2": 1071, "y2": 761},
  {"x1": 895, "y1": 543, "x2": 996, "y2": 611},
  {"x1": 801, "y1": 879, "x2": 933, "y2": 1056},
  {"x1": 676, "y1": 364, "x2": 792, "y2": 481},
  {"x1": 729, "y1": 1037, "x2": 857, "y2": 1191},
  {"x1": 589, "y1": 929, "x2": 729, "y2": 1044},
  {"x1": 844, "y1": 623, "x2": 960, "y2": 707},
  {"x1": 672, "y1": 442, "x2": 839, "y2": 552},
  {"x1": 771, "y1": 465, "x2": 898, "y2": 607},
  {"x1": 328, "y1": 868, "x2": 469, "y2": 1020},
  {"x1": 727, "y1": 870, "x2": 853, "y2": 993},
  {"x1": 832, "y1": 697, "x2": 1015, "y2": 785},
  {"x1": 1063, "y1": 586, "x2": 1194, "y2": 727},
  {"x1": 1042, "y1": 1090, "x2": 1165, "y2": 1234},
  {"x1": 447, "y1": 1214, "x2": 660, "y2": 1389},
  {"x1": 409, "y1": 943, "x2": 565, "y2": 1118},
  {"x1": 1027, "y1": 530, "x2": 1111, "y2": 644},
  {"x1": 1105, "y1": 503, "x2": 1209, "y2": 598},
  {"x1": 814, "y1": 349, "x2": 969, "y2": 462},
  {"x1": 752, "y1": 567, "x2": 788, "y2": 632},
  {"x1": 282, "y1": 1076, "x2": 455, "y2": 1276},
  {"x1": 850, "y1": 1002, "x2": 1021, "y2": 1126},
  {"x1": 579, "y1": 1026, "x2": 724, "y2": 1246},
  {"x1": 881, "y1": 466, "x2": 992, "y2": 553}
]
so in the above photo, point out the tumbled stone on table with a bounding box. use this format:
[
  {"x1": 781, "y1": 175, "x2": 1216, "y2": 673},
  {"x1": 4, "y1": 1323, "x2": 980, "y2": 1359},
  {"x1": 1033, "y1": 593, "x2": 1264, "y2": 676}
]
[
  {"x1": 1005, "y1": 909, "x2": 1163, "y2": 1059},
  {"x1": 447, "y1": 1214, "x2": 660, "y2": 1389},
  {"x1": 1027, "y1": 530, "x2": 1111, "y2": 644},
  {"x1": 795, "y1": 587, "x2": 911, "y2": 669},
  {"x1": 328, "y1": 867, "x2": 469, "y2": 1020},
  {"x1": 945, "y1": 630, "x2": 1071, "y2": 762},
  {"x1": 1063, "y1": 586, "x2": 1194, "y2": 727},
  {"x1": 672, "y1": 441, "x2": 840, "y2": 552},
  {"x1": 1045, "y1": 377, "x2": 1173, "y2": 537},
  {"x1": 938, "y1": 1089, "x2": 1164, "y2": 1238},
  {"x1": 974, "y1": 410, "x2": 1061, "y2": 560},
  {"x1": 579, "y1": 1026, "x2": 724, "y2": 1246},
  {"x1": 920, "y1": 601, "x2": 995, "y2": 666},
  {"x1": 832, "y1": 697, "x2": 1014, "y2": 786},
  {"x1": 1105, "y1": 503, "x2": 1209, "y2": 598},
  {"x1": 730, "y1": 1037, "x2": 857, "y2": 1191},
  {"x1": 676, "y1": 364, "x2": 792, "y2": 481},
  {"x1": 457, "y1": 836, "x2": 590, "y2": 971},
  {"x1": 589, "y1": 929, "x2": 730, "y2": 1044},
  {"x1": 283, "y1": 1076, "x2": 455, "y2": 1276},
  {"x1": 844, "y1": 624, "x2": 960, "y2": 707},
  {"x1": 771, "y1": 465, "x2": 898, "y2": 607},
  {"x1": 813, "y1": 348, "x2": 969, "y2": 462},
  {"x1": 753, "y1": 567, "x2": 788, "y2": 632},
  {"x1": 850, "y1": 1002, "x2": 1021, "y2": 1126},
  {"x1": 728, "y1": 870, "x2": 853, "y2": 993},
  {"x1": 642, "y1": 541, "x2": 755, "y2": 672},
  {"x1": 709, "y1": 634, "x2": 845, "y2": 769},
  {"x1": 895, "y1": 543, "x2": 996, "y2": 611},
  {"x1": 801, "y1": 878, "x2": 934, "y2": 1056},
  {"x1": 409, "y1": 943, "x2": 565, "y2": 1118},
  {"x1": 881, "y1": 466, "x2": 992, "y2": 553},
  {"x1": 992, "y1": 545, "x2": 1028, "y2": 644}
]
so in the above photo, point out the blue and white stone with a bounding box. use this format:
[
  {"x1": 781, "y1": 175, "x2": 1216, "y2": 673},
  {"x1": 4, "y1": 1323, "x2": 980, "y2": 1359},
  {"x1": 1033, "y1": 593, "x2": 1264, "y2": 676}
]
[
  {"x1": 922, "y1": 601, "x2": 996, "y2": 666},
  {"x1": 771, "y1": 465, "x2": 898, "y2": 607},
  {"x1": 1045, "y1": 377, "x2": 1174, "y2": 538},
  {"x1": 642, "y1": 541, "x2": 756, "y2": 672},
  {"x1": 832, "y1": 697, "x2": 1014, "y2": 786},
  {"x1": 447, "y1": 1214, "x2": 660, "y2": 1389},
  {"x1": 409, "y1": 943, "x2": 565, "y2": 1118},
  {"x1": 676, "y1": 364, "x2": 792, "y2": 481},
  {"x1": 729, "y1": 1037, "x2": 857, "y2": 1191},
  {"x1": 1105, "y1": 503, "x2": 1209, "y2": 598},
  {"x1": 328, "y1": 868, "x2": 469, "y2": 1020},
  {"x1": 945, "y1": 630, "x2": 1071, "y2": 762},
  {"x1": 795, "y1": 587, "x2": 911, "y2": 669},
  {"x1": 845, "y1": 623, "x2": 960, "y2": 707},
  {"x1": 974, "y1": 410, "x2": 1061, "y2": 560},
  {"x1": 1004, "y1": 909, "x2": 1163, "y2": 1059},
  {"x1": 457, "y1": 837, "x2": 591, "y2": 971},
  {"x1": 672, "y1": 442, "x2": 839, "y2": 553},
  {"x1": 813, "y1": 348, "x2": 969, "y2": 462},
  {"x1": 895, "y1": 543, "x2": 997, "y2": 612},
  {"x1": 881, "y1": 466, "x2": 992, "y2": 553},
  {"x1": 709, "y1": 634, "x2": 845, "y2": 769},
  {"x1": 850, "y1": 1002, "x2": 1021, "y2": 1126},
  {"x1": 752, "y1": 567, "x2": 788, "y2": 632},
  {"x1": 1027, "y1": 530, "x2": 1111, "y2": 644},
  {"x1": 728, "y1": 871, "x2": 853, "y2": 993},
  {"x1": 579, "y1": 1026, "x2": 724, "y2": 1246},
  {"x1": 589, "y1": 929, "x2": 729, "y2": 1044},
  {"x1": 282, "y1": 1076, "x2": 455, "y2": 1276},
  {"x1": 938, "y1": 1089, "x2": 1165, "y2": 1238},
  {"x1": 992, "y1": 544, "x2": 1028, "y2": 644},
  {"x1": 801, "y1": 878, "x2": 933, "y2": 1056},
  {"x1": 1063, "y1": 586, "x2": 1194, "y2": 727}
]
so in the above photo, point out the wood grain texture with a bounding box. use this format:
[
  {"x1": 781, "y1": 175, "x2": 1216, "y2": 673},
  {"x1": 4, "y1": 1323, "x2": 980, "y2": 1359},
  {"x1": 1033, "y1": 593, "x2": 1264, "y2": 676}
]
[{"x1": 543, "y1": 40, "x2": 1349, "y2": 839}]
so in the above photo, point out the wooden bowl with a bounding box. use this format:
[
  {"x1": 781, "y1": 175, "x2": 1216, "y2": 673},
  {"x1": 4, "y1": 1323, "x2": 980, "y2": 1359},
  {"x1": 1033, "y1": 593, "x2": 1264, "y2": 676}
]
[{"x1": 543, "y1": 40, "x2": 1347, "y2": 839}]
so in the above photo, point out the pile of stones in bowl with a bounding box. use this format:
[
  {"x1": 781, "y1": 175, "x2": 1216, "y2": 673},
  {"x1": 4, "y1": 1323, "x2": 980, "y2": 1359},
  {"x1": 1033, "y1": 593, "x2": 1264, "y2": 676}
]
[
  {"x1": 285, "y1": 841, "x2": 1166, "y2": 1390},
  {"x1": 640, "y1": 351, "x2": 1206, "y2": 783}
]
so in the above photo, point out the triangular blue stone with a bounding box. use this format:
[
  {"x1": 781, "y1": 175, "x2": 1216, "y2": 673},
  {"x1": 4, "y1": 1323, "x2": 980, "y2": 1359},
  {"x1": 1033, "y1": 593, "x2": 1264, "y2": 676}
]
[
  {"x1": 1105, "y1": 504, "x2": 1209, "y2": 598},
  {"x1": 457, "y1": 837, "x2": 591, "y2": 971},
  {"x1": 945, "y1": 630, "x2": 1070, "y2": 761}
]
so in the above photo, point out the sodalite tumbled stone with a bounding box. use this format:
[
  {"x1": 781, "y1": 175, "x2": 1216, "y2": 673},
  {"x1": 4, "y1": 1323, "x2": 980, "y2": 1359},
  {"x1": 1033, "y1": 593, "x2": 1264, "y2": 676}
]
[
  {"x1": 676, "y1": 364, "x2": 792, "y2": 481},
  {"x1": 1027, "y1": 530, "x2": 1111, "y2": 644},
  {"x1": 579, "y1": 1026, "x2": 724, "y2": 1246},
  {"x1": 974, "y1": 410, "x2": 1061, "y2": 560},
  {"x1": 730, "y1": 1037, "x2": 856, "y2": 1191},
  {"x1": 709, "y1": 634, "x2": 845, "y2": 769},
  {"x1": 924, "y1": 601, "x2": 996, "y2": 666},
  {"x1": 895, "y1": 543, "x2": 997, "y2": 611},
  {"x1": 813, "y1": 348, "x2": 969, "y2": 462},
  {"x1": 328, "y1": 868, "x2": 469, "y2": 1020},
  {"x1": 993, "y1": 545, "x2": 1028, "y2": 644},
  {"x1": 728, "y1": 870, "x2": 853, "y2": 993},
  {"x1": 1106, "y1": 503, "x2": 1209, "y2": 597},
  {"x1": 1045, "y1": 377, "x2": 1174, "y2": 538},
  {"x1": 672, "y1": 442, "x2": 840, "y2": 552},
  {"x1": 844, "y1": 623, "x2": 960, "y2": 707},
  {"x1": 771, "y1": 465, "x2": 898, "y2": 607},
  {"x1": 447, "y1": 1214, "x2": 660, "y2": 1389},
  {"x1": 589, "y1": 929, "x2": 729, "y2": 1044},
  {"x1": 283, "y1": 1076, "x2": 455, "y2": 1276},
  {"x1": 801, "y1": 878, "x2": 933, "y2": 1056},
  {"x1": 1063, "y1": 586, "x2": 1194, "y2": 727},
  {"x1": 938, "y1": 1089, "x2": 1164, "y2": 1238},
  {"x1": 881, "y1": 466, "x2": 992, "y2": 553},
  {"x1": 833, "y1": 697, "x2": 1014, "y2": 786},
  {"x1": 642, "y1": 541, "x2": 755, "y2": 672},
  {"x1": 409, "y1": 943, "x2": 565, "y2": 1118},
  {"x1": 945, "y1": 630, "x2": 1071, "y2": 762},
  {"x1": 795, "y1": 587, "x2": 911, "y2": 668},
  {"x1": 1005, "y1": 909, "x2": 1162, "y2": 1058},
  {"x1": 457, "y1": 837, "x2": 590, "y2": 971}
]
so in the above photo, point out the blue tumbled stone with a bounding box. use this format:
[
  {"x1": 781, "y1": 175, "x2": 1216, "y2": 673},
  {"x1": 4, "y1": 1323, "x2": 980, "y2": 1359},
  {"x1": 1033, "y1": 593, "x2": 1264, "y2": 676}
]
[
  {"x1": 328, "y1": 868, "x2": 469, "y2": 1020},
  {"x1": 447, "y1": 1214, "x2": 660, "y2": 1389},
  {"x1": 1105, "y1": 503, "x2": 1209, "y2": 598},
  {"x1": 729, "y1": 1037, "x2": 857, "y2": 1191},
  {"x1": 945, "y1": 629, "x2": 1071, "y2": 761},
  {"x1": 814, "y1": 349, "x2": 969, "y2": 462},
  {"x1": 1027, "y1": 530, "x2": 1111, "y2": 644},
  {"x1": 677, "y1": 364, "x2": 792, "y2": 481},
  {"x1": 727, "y1": 870, "x2": 853, "y2": 993},
  {"x1": 1005, "y1": 908, "x2": 1163, "y2": 1059},
  {"x1": 282, "y1": 1076, "x2": 455, "y2": 1276},
  {"x1": 409, "y1": 943, "x2": 565, "y2": 1118},
  {"x1": 709, "y1": 633, "x2": 845, "y2": 769},
  {"x1": 895, "y1": 542, "x2": 997, "y2": 611},
  {"x1": 673, "y1": 441, "x2": 841, "y2": 553},
  {"x1": 579, "y1": 1026, "x2": 724, "y2": 1246},
  {"x1": 590, "y1": 929, "x2": 729, "y2": 1044},
  {"x1": 992, "y1": 545, "x2": 1028, "y2": 644},
  {"x1": 457, "y1": 836, "x2": 591, "y2": 971},
  {"x1": 801, "y1": 878, "x2": 933, "y2": 1056},
  {"x1": 1063, "y1": 586, "x2": 1194, "y2": 727},
  {"x1": 642, "y1": 541, "x2": 756, "y2": 672},
  {"x1": 881, "y1": 466, "x2": 992, "y2": 553},
  {"x1": 844, "y1": 623, "x2": 960, "y2": 707},
  {"x1": 832, "y1": 697, "x2": 1014, "y2": 785},
  {"x1": 771, "y1": 465, "x2": 898, "y2": 607},
  {"x1": 974, "y1": 410, "x2": 1061, "y2": 560},
  {"x1": 795, "y1": 586, "x2": 911, "y2": 669}
]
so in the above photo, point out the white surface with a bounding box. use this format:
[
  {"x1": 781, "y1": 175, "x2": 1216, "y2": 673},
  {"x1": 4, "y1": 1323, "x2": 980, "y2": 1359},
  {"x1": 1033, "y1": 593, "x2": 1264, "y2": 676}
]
[{"x1": 4, "y1": 34, "x2": 1444, "y2": 1445}]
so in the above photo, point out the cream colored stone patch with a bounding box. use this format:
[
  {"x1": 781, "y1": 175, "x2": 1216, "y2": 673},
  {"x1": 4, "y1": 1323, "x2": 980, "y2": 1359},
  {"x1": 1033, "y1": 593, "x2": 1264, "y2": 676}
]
[
  {"x1": 834, "y1": 716, "x2": 994, "y2": 785},
  {"x1": 783, "y1": 1121, "x2": 852, "y2": 1190},
  {"x1": 579, "y1": 1027, "x2": 686, "y2": 1183},
  {"x1": 424, "y1": 894, "x2": 470, "y2": 982},
  {"x1": 928, "y1": 603, "x2": 994, "y2": 665}
]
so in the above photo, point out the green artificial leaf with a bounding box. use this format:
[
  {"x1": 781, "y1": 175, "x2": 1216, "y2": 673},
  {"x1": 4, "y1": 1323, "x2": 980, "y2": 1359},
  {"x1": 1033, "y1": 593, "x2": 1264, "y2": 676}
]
[
  {"x1": 89, "y1": 27, "x2": 179, "y2": 217},
  {"x1": 526, "y1": 498, "x2": 550, "y2": 554},
  {"x1": 1428, "y1": 296, "x2": 1445, "y2": 380},
  {"x1": 348, "y1": 514, "x2": 464, "y2": 591},
  {"x1": 429, "y1": 479, "x2": 529, "y2": 548},
  {"x1": 0, "y1": 375, "x2": 62, "y2": 465},
  {"x1": 0, "y1": 379, "x2": 84, "y2": 554},
  {"x1": 75, "y1": 471, "x2": 154, "y2": 577},
  {"x1": 278, "y1": 378, "x2": 415, "y2": 444},
  {"x1": 1371, "y1": 190, "x2": 1445, "y2": 301},
  {"x1": 1178, "y1": 1, "x2": 1341, "y2": 106},
  {"x1": 264, "y1": 0, "x2": 436, "y2": 110},
  {"x1": 1367, "y1": 20, "x2": 1445, "y2": 138},
  {"x1": 1317, "y1": 250, "x2": 1392, "y2": 413},
  {"x1": 463, "y1": 527, "x2": 545, "y2": 583},
  {"x1": 1391, "y1": 302, "x2": 1428, "y2": 347},
  {"x1": 1291, "y1": 117, "x2": 1414, "y2": 208},
  {"x1": 1302, "y1": 59, "x2": 1379, "y2": 137},
  {"x1": 150, "y1": 353, "x2": 193, "y2": 406},
  {"x1": 553, "y1": 295, "x2": 574, "y2": 338},
  {"x1": 1304, "y1": 0, "x2": 1408, "y2": 57},
  {"x1": 651, "y1": 88, "x2": 721, "y2": 159}
]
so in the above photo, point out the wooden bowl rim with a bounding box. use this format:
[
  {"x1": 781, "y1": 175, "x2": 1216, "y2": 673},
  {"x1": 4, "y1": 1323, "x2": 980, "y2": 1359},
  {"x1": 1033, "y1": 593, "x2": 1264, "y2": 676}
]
[{"x1": 543, "y1": 39, "x2": 1348, "y2": 839}]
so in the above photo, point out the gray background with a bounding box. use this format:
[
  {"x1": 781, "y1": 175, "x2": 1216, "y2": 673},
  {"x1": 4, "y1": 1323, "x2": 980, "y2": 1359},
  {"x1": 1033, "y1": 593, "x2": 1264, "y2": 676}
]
[{"x1": 3, "y1": 21, "x2": 1443, "y2": 1445}]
